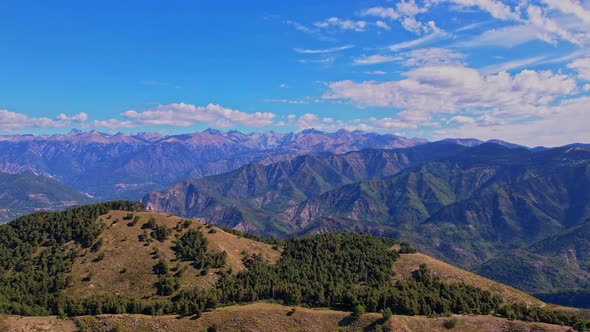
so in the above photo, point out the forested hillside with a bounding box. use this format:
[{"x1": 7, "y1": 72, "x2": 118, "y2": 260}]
[{"x1": 0, "y1": 204, "x2": 587, "y2": 331}]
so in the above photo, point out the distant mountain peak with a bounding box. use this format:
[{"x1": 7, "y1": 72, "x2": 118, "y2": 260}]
[
  {"x1": 203, "y1": 128, "x2": 221, "y2": 135},
  {"x1": 300, "y1": 128, "x2": 324, "y2": 135},
  {"x1": 67, "y1": 128, "x2": 84, "y2": 135}
]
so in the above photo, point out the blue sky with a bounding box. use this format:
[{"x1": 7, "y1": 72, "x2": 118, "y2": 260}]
[{"x1": 1, "y1": 0, "x2": 590, "y2": 146}]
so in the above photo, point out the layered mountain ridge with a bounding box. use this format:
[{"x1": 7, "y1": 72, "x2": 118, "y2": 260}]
[
  {"x1": 144, "y1": 142, "x2": 590, "y2": 298},
  {"x1": 0, "y1": 129, "x2": 427, "y2": 200}
]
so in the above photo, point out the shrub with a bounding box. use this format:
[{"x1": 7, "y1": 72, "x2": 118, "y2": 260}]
[
  {"x1": 443, "y1": 317, "x2": 459, "y2": 329},
  {"x1": 352, "y1": 304, "x2": 365, "y2": 318}
]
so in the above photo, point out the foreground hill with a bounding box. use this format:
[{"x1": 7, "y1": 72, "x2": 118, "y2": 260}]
[
  {"x1": 0, "y1": 172, "x2": 91, "y2": 223},
  {"x1": 0, "y1": 203, "x2": 587, "y2": 331},
  {"x1": 0, "y1": 303, "x2": 574, "y2": 332}
]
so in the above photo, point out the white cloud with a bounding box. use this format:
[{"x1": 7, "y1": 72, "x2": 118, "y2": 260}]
[
  {"x1": 293, "y1": 45, "x2": 354, "y2": 54},
  {"x1": 568, "y1": 57, "x2": 590, "y2": 80},
  {"x1": 456, "y1": 24, "x2": 540, "y2": 48},
  {"x1": 298, "y1": 57, "x2": 335, "y2": 65},
  {"x1": 455, "y1": 21, "x2": 490, "y2": 32},
  {"x1": 526, "y1": 5, "x2": 579, "y2": 45},
  {"x1": 434, "y1": 96, "x2": 590, "y2": 146},
  {"x1": 365, "y1": 70, "x2": 387, "y2": 75},
  {"x1": 360, "y1": 7, "x2": 400, "y2": 20},
  {"x1": 361, "y1": 3, "x2": 437, "y2": 35},
  {"x1": 279, "y1": 83, "x2": 289, "y2": 88},
  {"x1": 314, "y1": 17, "x2": 367, "y2": 32},
  {"x1": 397, "y1": 0, "x2": 429, "y2": 17},
  {"x1": 447, "y1": 115, "x2": 476, "y2": 125},
  {"x1": 388, "y1": 29, "x2": 448, "y2": 51},
  {"x1": 264, "y1": 98, "x2": 312, "y2": 104},
  {"x1": 450, "y1": 0, "x2": 590, "y2": 47},
  {"x1": 353, "y1": 54, "x2": 396, "y2": 65},
  {"x1": 56, "y1": 112, "x2": 89, "y2": 122},
  {"x1": 296, "y1": 113, "x2": 321, "y2": 129},
  {"x1": 323, "y1": 66, "x2": 577, "y2": 120},
  {"x1": 0, "y1": 110, "x2": 88, "y2": 132},
  {"x1": 442, "y1": 0, "x2": 518, "y2": 20},
  {"x1": 540, "y1": 0, "x2": 590, "y2": 25},
  {"x1": 584, "y1": 83, "x2": 590, "y2": 91},
  {"x1": 112, "y1": 103, "x2": 276, "y2": 128},
  {"x1": 480, "y1": 55, "x2": 546, "y2": 74},
  {"x1": 283, "y1": 20, "x2": 337, "y2": 42},
  {"x1": 398, "y1": 48, "x2": 465, "y2": 67},
  {"x1": 92, "y1": 119, "x2": 136, "y2": 129},
  {"x1": 375, "y1": 20, "x2": 391, "y2": 30}
]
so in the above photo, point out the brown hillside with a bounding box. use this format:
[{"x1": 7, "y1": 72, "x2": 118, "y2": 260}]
[
  {"x1": 65, "y1": 211, "x2": 280, "y2": 300},
  {"x1": 0, "y1": 303, "x2": 573, "y2": 332}
]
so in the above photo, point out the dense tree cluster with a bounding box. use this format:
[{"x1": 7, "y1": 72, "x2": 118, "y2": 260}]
[{"x1": 173, "y1": 229, "x2": 226, "y2": 269}]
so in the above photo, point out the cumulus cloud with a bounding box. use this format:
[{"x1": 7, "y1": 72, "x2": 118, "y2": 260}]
[
  {"x1": 434, "y1": 96, "x2": 590, "y2": 146},
  {"x1": 447, "y1": 115, "x2": 476, "y2": 125},
  {"x1": 361, "y1": 2, "x2": 437, "y2": 35},
  {"x1": 540, "y1": 0, "x2": 590, "y2": 25},
  {"x1": 296, "y1": 113, "x2": 321, "y2": 129},
  {"x1": 0, "y1": 110, "x2": 88, "y2": 132},
  {"x1": 322, "y1": 65, "x2": 578, "y2": 120},
  {"x1": 568, "y1": 57, "x2": 590, "y2": 80},
  {"x1": 124, "y1": 103, "x2": 275, "y2": 128},
  {"x1": 93, "y1": 103, "x2": 276, "y2": 129},
  {"x1": 92, "y1": 119, "x2": 136, "y2": 129},
  {"x1": 453, "y1": 0, "x2": 590, "y2": 47},
  {"x1": 441, "y1": 0, "x2": 518, "y2": 20},
  {"x1": 360, "y1": 7, "x2": 400, "y2": 20}
]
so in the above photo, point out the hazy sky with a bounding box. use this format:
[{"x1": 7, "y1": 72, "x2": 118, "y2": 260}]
[{"x1": 1, "y1": 0, "x2": 590, "y2": 145}]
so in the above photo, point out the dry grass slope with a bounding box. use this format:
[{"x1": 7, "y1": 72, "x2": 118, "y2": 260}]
[
  {"x1": 0, "y1": 303, "x2": 573, "y2": 332},
  {"x1": 65, "y1": 211, "x2": 280, "y2": 300},
  {"x1": 393, "y1": 253, "x2": 544, "y2": 306}
]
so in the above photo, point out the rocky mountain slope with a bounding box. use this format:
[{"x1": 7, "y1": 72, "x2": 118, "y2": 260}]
[
  {"x1": 0, "y1": 172, "x2": 90, "y2": 222},
  {"x1": 0, "y1": 129, "x2": 426, "y2": 200}
]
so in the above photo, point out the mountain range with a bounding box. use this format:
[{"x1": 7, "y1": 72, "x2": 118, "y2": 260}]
[
  {"x1": 2, "y1": 128, "x2": 590, "y2": 308},
  {"x1": 0, "y1": 129, "x2": 426, "y2": 200}
]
